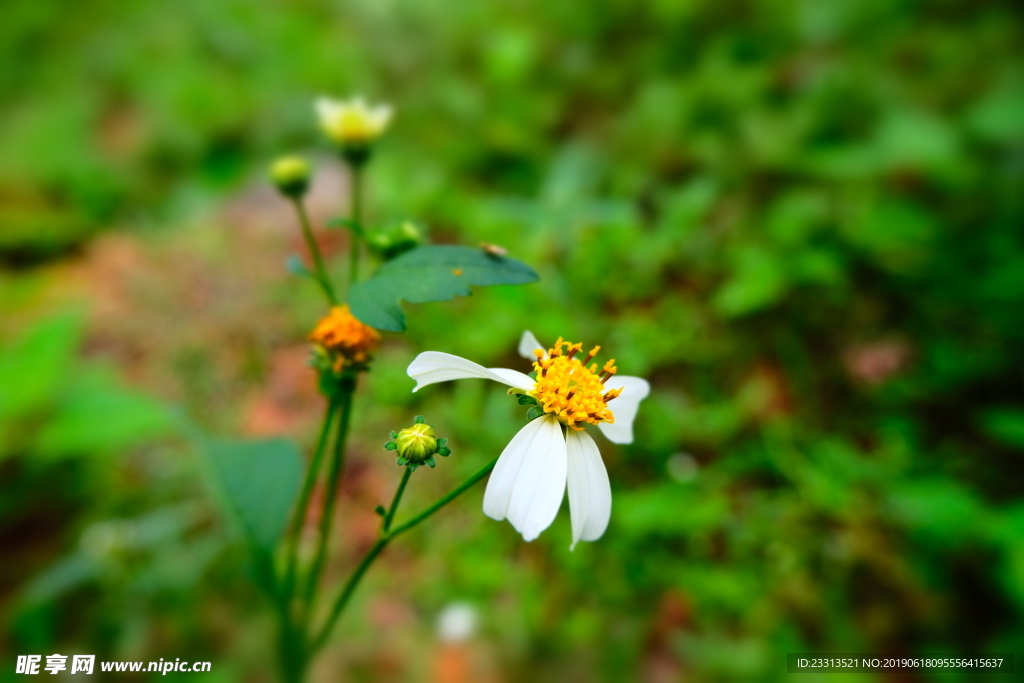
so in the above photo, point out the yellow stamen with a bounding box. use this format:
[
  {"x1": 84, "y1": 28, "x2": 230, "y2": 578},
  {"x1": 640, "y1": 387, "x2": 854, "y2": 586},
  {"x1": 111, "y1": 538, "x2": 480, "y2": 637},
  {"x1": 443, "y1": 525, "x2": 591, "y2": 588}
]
[{"x1": 528, "y1": 339, "x2": 619, "y2": 430}]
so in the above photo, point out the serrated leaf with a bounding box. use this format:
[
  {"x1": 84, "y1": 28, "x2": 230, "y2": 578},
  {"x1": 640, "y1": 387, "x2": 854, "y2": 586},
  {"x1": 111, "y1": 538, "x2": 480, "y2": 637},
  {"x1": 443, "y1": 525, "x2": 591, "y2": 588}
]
[
  {"x1": 349, "y1": 245, "x2": 538, "y2": 331},
  {"x1": 204, "y1": 438, "x2": 303, "y2": 551}
]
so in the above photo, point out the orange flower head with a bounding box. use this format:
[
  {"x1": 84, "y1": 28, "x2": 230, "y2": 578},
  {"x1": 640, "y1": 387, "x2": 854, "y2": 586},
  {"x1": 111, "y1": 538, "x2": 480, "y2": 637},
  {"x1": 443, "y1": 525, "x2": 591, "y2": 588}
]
[{"x1": 309, "y1": 305, "x2": 381, "y2": 371}]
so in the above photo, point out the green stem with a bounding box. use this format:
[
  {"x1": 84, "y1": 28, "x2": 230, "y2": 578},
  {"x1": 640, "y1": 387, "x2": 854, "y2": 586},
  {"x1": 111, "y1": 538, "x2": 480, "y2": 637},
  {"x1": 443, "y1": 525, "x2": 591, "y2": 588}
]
[
  {"x1": 281, "y1": 397, "x2": 339, "y2": 611},
  {"x1": 348, "y1": 164, "x2": 362, "y2": 285},
  {"x1": 382, "y1": 468, "x2": 412, "y2": 534},
  {"x1": 302, "y1": 386, "x2": 355, "y2": 613},
  {"x1": 385, "y1": 457, "x2": 496, "y2": 537},
  {"x1": 307, "y1": 456, "x2": 498, "y2": 654},
  {"x1": 292, "y1": 198, "x2": 337, "y2": 304},
  {"x1": 275, "y1": 591, "x2": 304, "y2": 683}
]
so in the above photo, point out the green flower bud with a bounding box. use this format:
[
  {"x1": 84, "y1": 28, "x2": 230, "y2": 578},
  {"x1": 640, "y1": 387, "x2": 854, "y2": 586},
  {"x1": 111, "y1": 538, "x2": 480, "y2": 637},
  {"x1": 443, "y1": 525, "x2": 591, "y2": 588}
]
[
  {"x1": 395, "y1": 422, "x2": 437, "y2": 464},
  {"x1": 367, "y1": 221, "x2": 425, "y2": 261},
  {"x1": 384, "y1": 417, "x2": 451, "y2": 471},
  {"x1": 270, "y1": 156, "x2": 311, "y2": 198}
]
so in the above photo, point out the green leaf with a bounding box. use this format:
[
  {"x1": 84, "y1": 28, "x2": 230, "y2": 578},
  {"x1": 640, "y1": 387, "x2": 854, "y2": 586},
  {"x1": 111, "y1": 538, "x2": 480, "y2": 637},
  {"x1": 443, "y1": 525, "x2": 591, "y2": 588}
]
[
  {"x1": 0, "y1": 313, "x2": 82, "y2": 421},
  {"x1": 713, "y1": 244, "x2": 788, "y2": 317},
  {"x1": 349, "y1": 245, "x2": 538, "y2": 331},
  {"x1": 517, "y1": 394, "x2": 538, "y2": 406},
  {"x1": 286, "y1": 254, "x2": 316, "y2": 281},
  {"x1": 526, "y1": 405, "x2": 545, "y2": 421},
  {"x1": 33, "y1": 371, "x2": 175, "y2": 459},
  {"x1": 327, "y1": 216, "x2": 363, "y2": 235},
  {"x1": 978, "y1": 408, "x2": 1024, "y2": 451},
  {"x1": 204, "y1": 438, "x2": 303, "y2": 551}
]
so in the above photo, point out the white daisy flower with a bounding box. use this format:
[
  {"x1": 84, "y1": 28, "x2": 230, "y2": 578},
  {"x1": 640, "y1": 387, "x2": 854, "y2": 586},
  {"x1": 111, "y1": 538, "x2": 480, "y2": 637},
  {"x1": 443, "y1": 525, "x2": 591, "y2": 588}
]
[
  {"x1": 407, "y1": 331, "x2": 650, "y2": 548},
  {"x1": 314, "y1": 96, "x2": 392, "y2": 145}
]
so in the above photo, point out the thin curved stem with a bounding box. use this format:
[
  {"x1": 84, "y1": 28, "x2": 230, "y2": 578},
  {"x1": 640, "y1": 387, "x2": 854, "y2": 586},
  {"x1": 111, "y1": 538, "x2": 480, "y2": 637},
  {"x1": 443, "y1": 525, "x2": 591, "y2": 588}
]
[
  {"x1": 382, "y1": 468, "x2": 412, "y2": 534},
  {"x1": 282, "y1": 396, "x2": 339, "y2": 609},
  {"x1": 302, "y1": 387, "x2": 355, "y2": 613},
  {"x1": 348, "y1": 165, "x2": 362, "y2": 285},
  {"x1": 291, "y1": 198, "x2": 337, "y2": 304},
  {"x1": 307, "y1": 456, "x2": 498, "y2": 654},
  {"x1": 385, "y1": 457, "x2": 496, "y2": 538}
]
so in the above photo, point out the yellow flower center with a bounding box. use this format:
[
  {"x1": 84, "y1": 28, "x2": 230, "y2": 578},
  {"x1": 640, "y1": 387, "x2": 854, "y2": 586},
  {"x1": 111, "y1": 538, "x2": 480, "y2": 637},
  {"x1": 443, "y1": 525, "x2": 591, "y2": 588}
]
[
  {"x1": 309, "y1": 305, "x2": 381, "y2": 370},
  {"x1": 529, "y1": 337, "x2": 624, "y2": 431},
  {"x1": 329, "y1": 111, "x2": 378, "y2": 142}
]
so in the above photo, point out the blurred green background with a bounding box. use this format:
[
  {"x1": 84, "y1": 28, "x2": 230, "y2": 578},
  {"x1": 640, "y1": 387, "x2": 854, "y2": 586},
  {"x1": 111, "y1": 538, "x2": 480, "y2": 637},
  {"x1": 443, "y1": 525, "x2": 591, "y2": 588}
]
[{"x1": 2, "y1": 0, "x2": 1023, "y2": 680}]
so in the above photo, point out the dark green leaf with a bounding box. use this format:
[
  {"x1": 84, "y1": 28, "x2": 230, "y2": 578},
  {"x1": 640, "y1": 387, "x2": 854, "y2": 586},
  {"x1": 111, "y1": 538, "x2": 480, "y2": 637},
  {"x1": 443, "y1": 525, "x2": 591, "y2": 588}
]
[
  {"x1": 349, "y1": 245, "x2": 538, "y2": 331},
  {"x1": 978, "y1": 409, "x2": 1024, "y2": 451},
  {"x1": 204, "y1": 438, "x2": 303, "y2": 551},
  {"x1": 526, "y1": 405, "x2": 545, "y2": 421},
  {"x1": 518, "y1": 394, "x2": 538, "y2": 406}
]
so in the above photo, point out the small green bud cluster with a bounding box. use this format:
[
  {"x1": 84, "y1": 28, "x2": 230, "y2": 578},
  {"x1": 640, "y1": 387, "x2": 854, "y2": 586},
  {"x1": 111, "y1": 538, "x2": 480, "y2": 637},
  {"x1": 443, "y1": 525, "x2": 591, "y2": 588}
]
[
  {"x1": 384, "y1": 415, "x2": 451, "y2": 471},
  {"x1": 367, "y1": 221, "x2": 425, "y2": 261},
  {"x1": 270, "y1": 156, "x2": 311, "y2": 198}
]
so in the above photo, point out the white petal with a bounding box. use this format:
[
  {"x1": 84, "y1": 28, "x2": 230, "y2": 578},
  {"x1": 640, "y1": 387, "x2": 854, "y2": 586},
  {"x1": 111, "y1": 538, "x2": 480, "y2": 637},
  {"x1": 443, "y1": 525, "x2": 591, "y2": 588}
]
[
  {"x1": 506, "y1": 415, "x2": 567, "y2": 541},
  {"x1": 315, "y1": 96, "x2": 340, "y2": 120},
  {"x1": 597, "y1": 375, "x2": 650, "y2": 445},
  {"x1": 565, "y1": 429, "x2": 612, "y2": 549},
  {"x1": 483, "y1": 418, "x2": 545, "y2": 522},
  {"x1": 407, "y1": 352, "x2": 534, "y2": 392},
  {"x1": 372, "y1": 105, "x2": 393, "y2": 130},
  {"x1": 483, "y1": 415, "x2": 567, "y2": 542},
  {"x1": 518, "y1": 330, "x2": 546, "y2": 360}
]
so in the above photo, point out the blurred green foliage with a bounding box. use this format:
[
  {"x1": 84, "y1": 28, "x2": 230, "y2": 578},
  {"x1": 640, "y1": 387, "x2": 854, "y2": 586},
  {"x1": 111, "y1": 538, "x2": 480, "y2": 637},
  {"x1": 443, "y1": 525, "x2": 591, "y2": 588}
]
[{"x1": 2, "y1": 0, "x2": 1023, "y2": 680}]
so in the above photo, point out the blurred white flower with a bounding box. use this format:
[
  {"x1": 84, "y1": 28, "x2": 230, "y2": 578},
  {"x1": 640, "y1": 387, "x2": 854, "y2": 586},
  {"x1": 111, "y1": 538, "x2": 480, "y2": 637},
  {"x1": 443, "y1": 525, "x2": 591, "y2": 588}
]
[
  {"x1": 314, "y1": 96, "x2": 392, "y2": 145},
  {"x1": 407, "y1": 331, "x2": 650, "y2": 548},
  {"x1": 437, "y1": 602, "x2": 478, "y2": 643}
]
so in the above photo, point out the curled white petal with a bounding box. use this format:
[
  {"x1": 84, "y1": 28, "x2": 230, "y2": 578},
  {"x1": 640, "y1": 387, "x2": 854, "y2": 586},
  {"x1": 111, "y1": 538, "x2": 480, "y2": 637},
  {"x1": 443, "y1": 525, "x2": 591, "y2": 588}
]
[
  {"x1": 597, "y1": 375, "x2": 651, "y2": 445},
  {"x1": 518, "y1": 330, "x2": 546, "y2": 360},
  {"x1": 315, "y1": 96, "x2": 342, "y2": 120},
  {"x1": 407, "y1": 352, "x2": 534, "y2": 392},
  {"x1": 370, "y1": 104, "x2": 393, "y2": 130},
  {"x1": 484, "y1": 415, "x2": 567, "y2": 542},
  {"x1": 566, "y1": 429, "x2": 612, "y2": 549}
]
